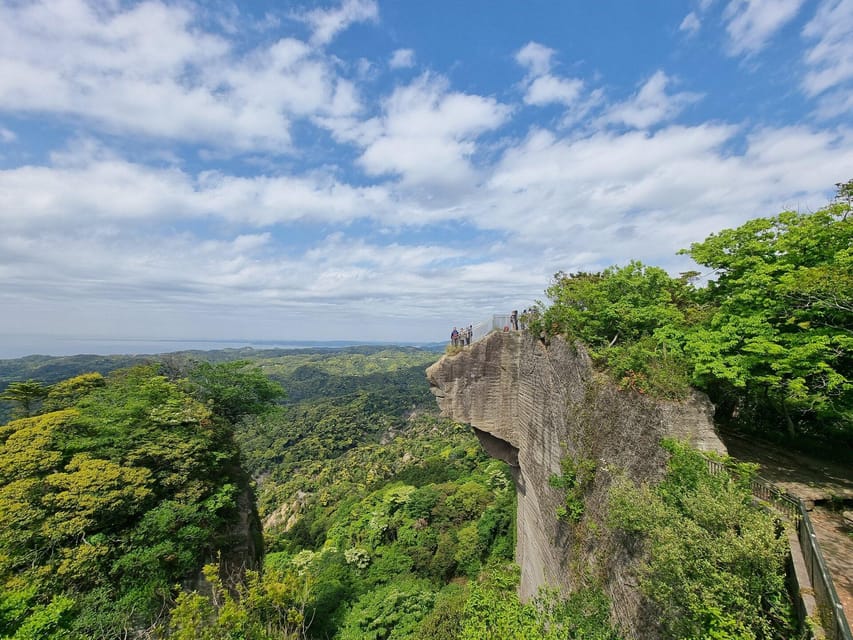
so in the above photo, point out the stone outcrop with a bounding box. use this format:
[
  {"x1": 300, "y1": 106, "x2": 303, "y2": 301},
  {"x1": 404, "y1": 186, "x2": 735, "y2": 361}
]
[{"x1": 426, "y1": 331, "x2": 726, "y2": 637}]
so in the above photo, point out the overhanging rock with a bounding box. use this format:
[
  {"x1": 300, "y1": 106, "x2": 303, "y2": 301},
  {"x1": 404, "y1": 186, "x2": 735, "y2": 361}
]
[{"x1": 426, "y1": 331, "x2": 726, "y2": 638}]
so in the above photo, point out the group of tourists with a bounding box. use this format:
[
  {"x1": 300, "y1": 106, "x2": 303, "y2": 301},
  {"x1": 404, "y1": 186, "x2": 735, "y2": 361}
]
[
  {"x1": 449, "y1": 308, "x2": 539, "y2": 347},
  {"x1": 450, "y1": 325, "x2": 473, "y2": 347}
]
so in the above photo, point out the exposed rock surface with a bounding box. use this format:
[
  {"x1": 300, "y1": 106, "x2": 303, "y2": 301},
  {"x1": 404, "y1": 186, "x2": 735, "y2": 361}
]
[{"x1": 426, "y1": 331, "x2": 726, "y2": 637}]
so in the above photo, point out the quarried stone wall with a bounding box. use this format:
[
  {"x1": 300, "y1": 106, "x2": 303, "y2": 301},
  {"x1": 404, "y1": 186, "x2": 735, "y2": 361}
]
[{"x1": 426, "y1": 331, "x2": 726, "y2": 638}]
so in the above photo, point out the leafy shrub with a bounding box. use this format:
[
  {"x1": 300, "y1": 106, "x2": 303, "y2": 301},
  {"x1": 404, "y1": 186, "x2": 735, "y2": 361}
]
[
  {"x1": 549, "y1": 454, "x2": 597, "y2": 523},
  {"x1": 608, "y1": 440, "x2": 796, "y2": 639}
]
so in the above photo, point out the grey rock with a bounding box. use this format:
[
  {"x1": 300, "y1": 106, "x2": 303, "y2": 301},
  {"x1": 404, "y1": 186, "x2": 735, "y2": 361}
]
[{"x1": 426, "y1": 331, "x2": 726, "y2": 638}]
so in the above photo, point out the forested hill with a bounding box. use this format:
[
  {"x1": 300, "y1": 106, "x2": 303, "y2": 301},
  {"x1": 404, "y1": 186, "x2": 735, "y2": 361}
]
[
  {"x1": 0, "y1": 363, "x2": 281, "y2": 637},
  {"x1": 0, "y1": 344, "x2": 440, "y2": 424}
]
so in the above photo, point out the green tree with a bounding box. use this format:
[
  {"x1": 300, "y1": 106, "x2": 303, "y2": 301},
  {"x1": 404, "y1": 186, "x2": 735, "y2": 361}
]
[
  {"x1": 337, "y1": 577, "x2": 436, "y2": 640},
  {"x1": 0, "y1": 366, "x2": 262, "y2": 637},
  {"x1": 42, "y1": 373, "x2": 105, "y2": 412},
  {"x1": 682, "y1": 197, "x2": 853, "y2": 438},
  {"x1": 0, "y1": 381, "x2": 49, "y2": 419},
  {"x1": 187, "y1": 361, "x2": 284, "y2": 423},
  {"x1": 166, "y1": 562, "x2": 311, "y2": 640},
  {"x1": 538, "y1": 262, "x2": 697, "y2": 397},
  {"x1": 609, "y1": 440, "x2": 795, "y2": 639}
]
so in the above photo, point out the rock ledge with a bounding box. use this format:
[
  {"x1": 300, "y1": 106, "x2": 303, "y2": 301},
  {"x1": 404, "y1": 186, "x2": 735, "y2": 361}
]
[{"x1": 426, "y1": 331, "x2": 726, "y2": 637}]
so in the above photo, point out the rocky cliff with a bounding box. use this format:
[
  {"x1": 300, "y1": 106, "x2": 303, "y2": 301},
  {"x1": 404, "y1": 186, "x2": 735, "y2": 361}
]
[{"x1": 426, "y1": 331, "x2": 726, "y2": 637}]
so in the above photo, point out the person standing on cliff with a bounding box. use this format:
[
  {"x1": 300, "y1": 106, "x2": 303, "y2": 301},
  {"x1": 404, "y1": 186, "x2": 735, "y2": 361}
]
[
  {"x1": 451, "y1": 327, "x2": 459, "y2": 347},
  {"x1": 511, "y1": 310, "x2": 518, "y2": 331}
]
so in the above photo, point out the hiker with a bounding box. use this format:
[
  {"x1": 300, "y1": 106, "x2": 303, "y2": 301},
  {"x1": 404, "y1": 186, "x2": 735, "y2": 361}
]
[{"x1": 451, "y1": 327, "x2": 459, "y2": 347}]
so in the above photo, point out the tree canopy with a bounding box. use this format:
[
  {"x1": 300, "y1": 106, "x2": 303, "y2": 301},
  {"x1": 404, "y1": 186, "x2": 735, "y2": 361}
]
[
  {"x1": 682, "y1": 202, "x2": 852, "y2": 438},
  {"x1": 0, "y1": 365, "x2": 276, "y2": 638},
  {"x1": 537, "y1": 182, "x2": 852, "y2": 445}
]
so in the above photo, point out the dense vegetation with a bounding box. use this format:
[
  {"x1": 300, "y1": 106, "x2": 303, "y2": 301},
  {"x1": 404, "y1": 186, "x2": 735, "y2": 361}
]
[
  {"x1": 0, "y1": 364, "x2": 281, "y2": 638},
  {"x1": 173, "y1": 417, "x2": 522, "y2": 639},
  {"x1": 0, "y1": 345, "x2": 440, "y2": 424},
  {"x1": 534, "y1": 183, "x2": 852, "y2": 449},
  {"x1": 610, "y1": 440, "x2": 796, "y2": 639}
]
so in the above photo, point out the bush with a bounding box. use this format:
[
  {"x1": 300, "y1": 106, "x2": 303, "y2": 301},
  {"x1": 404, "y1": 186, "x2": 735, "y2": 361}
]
[{"x1": 608, "y1": 440, "x2": 796, "y2": 639}]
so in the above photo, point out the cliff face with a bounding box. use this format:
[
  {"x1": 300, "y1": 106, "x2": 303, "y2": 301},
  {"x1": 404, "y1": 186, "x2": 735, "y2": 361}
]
[{"x1": 426, "y1": 331, "x2": 725, "y2": 637}]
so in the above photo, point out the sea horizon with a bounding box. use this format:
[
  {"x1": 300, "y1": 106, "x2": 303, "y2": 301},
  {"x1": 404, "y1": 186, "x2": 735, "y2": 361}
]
[{"x1": 0, "y1": 335, "x2": 443, "y2": 360}]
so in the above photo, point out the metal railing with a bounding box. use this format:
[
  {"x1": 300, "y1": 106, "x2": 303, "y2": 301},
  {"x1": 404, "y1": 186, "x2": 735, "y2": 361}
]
[
  {"x1": 705, "y1": 457, "x2": 852, "y2": 640},
  {"x1": 799, "y1": 505, "x2": 852, "y2": 640},
  {"x1": 457, "y1": 314, "x2": 513, "y2": 345},
  {"x1": 450, "y1": 312, "x2": 537, "y2": 347}
]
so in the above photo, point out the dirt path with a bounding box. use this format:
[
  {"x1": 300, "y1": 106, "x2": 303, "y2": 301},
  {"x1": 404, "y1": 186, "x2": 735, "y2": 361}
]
[{"x1": 719, "y1": 431, "x2": 853, "y2": 630}]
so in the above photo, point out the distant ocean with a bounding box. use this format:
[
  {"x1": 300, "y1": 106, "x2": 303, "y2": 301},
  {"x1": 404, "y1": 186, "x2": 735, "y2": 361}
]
[{"x1": 0, "y1": 336, "x2": 441, "y2": 360}]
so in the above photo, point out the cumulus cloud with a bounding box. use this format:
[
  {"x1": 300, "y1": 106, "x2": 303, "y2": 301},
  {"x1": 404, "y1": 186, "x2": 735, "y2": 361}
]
[
  {"x1": 354, "y1": 74, "x2": 511, "y2": 188},
  {"x1": 603, "y1": 71, "x2": 702, "y2": 129},
  {"x1": 481, "y1": 123, "x2": 853, "y2": 272},
  {"x1": 515, "y1": 41, "x2": 587, "y2": 110},
  {"x1": 1, "y1": 7, "x2": 850, "y2": 345},
  {"x1": 3, "y1": 121, "x2": 851, "y2": 342},
  {"x1": 524, "y1": 75, "x2": 584, "y2": 107},
  {"x1": 515, "y1": 41, "x2": 555, "y2": 76},
  {"x1": 0, "y1": 220, "x2": 538, "y2": 343},
  {"x1": 0, "y1": 0, "x2": 363, "y2": 151},
  {"x1": 389, "y1": 48, "x2": 415, "y2": 69},
  {"x1": 0, "y1": 151, "x2": 395, "y2": 230},
  {"x1": 801, "y1": 0, "x2": 853, "y2": 98},
  {"x1": 0, "y1": 127, "x2": 15, "y2": 142},
  {"x1": 723, "y1": 0, "x2": 807, "y2": 55}
]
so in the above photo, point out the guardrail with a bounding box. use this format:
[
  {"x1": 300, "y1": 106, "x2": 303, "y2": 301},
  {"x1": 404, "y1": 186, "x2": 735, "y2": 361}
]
[
  {"x1": 466, "y1": 314, "x2": 513, "y2": 344},
  {"x1": 799, "y1": 505, "x2": 852, "y2": 640},
  {"x1": 705, "y1": 457, "x2": 852, "y2": 640}
]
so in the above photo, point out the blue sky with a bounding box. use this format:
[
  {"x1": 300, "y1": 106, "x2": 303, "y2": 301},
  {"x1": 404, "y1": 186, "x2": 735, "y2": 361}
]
[{"x1": 1, "y1": 0, "x2": 851, "y2": 351}]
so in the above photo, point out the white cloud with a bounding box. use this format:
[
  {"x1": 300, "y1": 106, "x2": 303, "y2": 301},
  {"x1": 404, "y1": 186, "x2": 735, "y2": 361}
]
[
  {"x1": 801, "y1": 0, "x2": 853, "y2": 98},
  {"x1": 603, "y1": 71, "x2": 702, "y2": 129},
  {"x1": 515, "y1": 41, "x2": 587, "y2": 110},
  {"x1": 354, "y1": 74, "x2": 511, "y2": 188},
  {"x1": 2, "y1": 121, "x2": 851, "y2": 343},
  {"x1": 2, "y1": 14, "x2": 851, "y2": 346},
  {"x1": 812, "y1": 88, "x2": 853, "y2": 118},
  {"x1": 475, "y1": 124, "x2": 849, "y2": 285},
  {"x1": 0, "y1": 152, "x2": 395, "y2": 230},
  {"x1": 0, "y1": 222, "x2": 534, "y2": 343},
  {"x1": 301, "y1": 0, "x2": 379, "y2": 46},
  {"x1": 0, "y1": 0, "x2": 363, "y2": 151},
  {"x1": 557, "y1": 89, "x2": 606, "y2": 128},
  {"x1": 680, "y1": 12, "x2": 702, "y2": 35},
  {"x1": 723, "y1": 0, "x2": 807, "y2": 55},
  {"x1": 390, "y1": 48, "x2": 415, "y2": 69},
  {"x1": 0, "y1": 127, "x2": 15, "y2": 142},
  {"x1": 515, "y1": 42, "x2": 555, "y2": 76},
  {"x1": 524, "y1": 75, "x2": 584, "y2": 107}
]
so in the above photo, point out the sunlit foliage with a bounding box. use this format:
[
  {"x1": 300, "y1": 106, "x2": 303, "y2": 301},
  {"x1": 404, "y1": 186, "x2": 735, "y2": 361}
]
[{"x1": 0, "y1": 364, "x2": 269, "y2": 637}]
